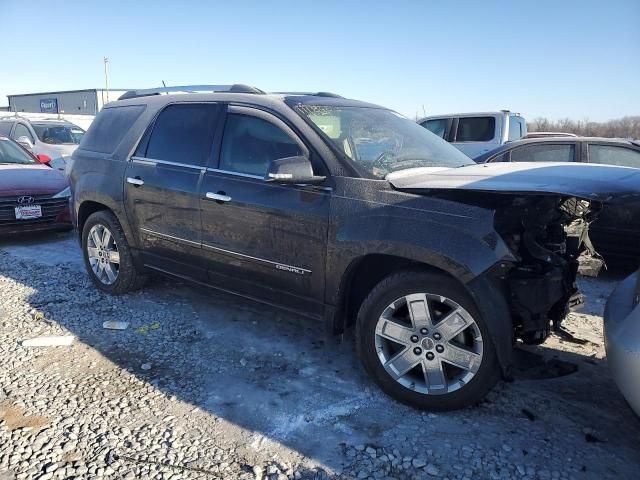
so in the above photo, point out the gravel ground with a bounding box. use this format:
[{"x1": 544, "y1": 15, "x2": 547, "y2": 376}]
[{"x1": 0, "y1": 232, "x2": 639, "y2": 480}]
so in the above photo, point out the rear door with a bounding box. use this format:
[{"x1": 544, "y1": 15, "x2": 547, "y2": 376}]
[
  {"x1": 124, "y1": 102, "x2": 222, "y2": 278},
  {"x1": 199, "y1": 105, "x2": 331, "y2": 316}
]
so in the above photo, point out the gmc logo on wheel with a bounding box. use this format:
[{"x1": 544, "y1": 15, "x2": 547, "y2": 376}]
[{"x1": 17, "y1": 196, "x2": 35, "y2": 205}]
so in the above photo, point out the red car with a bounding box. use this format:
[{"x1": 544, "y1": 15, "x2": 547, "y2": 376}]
[{"x1": 0, "y1": 136, "x2": 71, "y2": 234}]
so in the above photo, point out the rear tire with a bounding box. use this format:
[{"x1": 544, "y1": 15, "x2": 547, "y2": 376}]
[
  {"x1": 81, "y1": 210, "x2": 146, "y2": 294},
  {"x1": 356, "y1": 270, "x2": 501, "y2": 410}
]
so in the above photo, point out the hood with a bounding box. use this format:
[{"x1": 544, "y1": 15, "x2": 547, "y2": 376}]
[
  {"x1": 36, "y1": 143, "x2": 78, "y2": 157},
  {"x1": 387, "y1": 162, "x2": 640, "y2": 204},
  {"x1": 0, "y1": 164, "x2": 68, "y2": 197}
]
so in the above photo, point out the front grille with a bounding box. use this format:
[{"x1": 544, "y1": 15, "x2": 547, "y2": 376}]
[{"x1": 0, "y1": 195, "x2": 68, "y2": 226}]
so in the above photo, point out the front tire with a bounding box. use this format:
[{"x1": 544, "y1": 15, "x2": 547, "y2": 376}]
[
  {"x1": 356, "y1": 270, "x2": 500, "y2": 410},
  {"x1": 82, "y1": 210, "x2": 146, "y2": 294}
]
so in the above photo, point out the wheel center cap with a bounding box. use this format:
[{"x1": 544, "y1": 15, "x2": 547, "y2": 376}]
[{"x1": 421, "y1": 337, "x2": 435, "y2": 350}]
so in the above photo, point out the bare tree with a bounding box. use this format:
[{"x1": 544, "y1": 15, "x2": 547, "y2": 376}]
[{"x1": 528, "y1": 116, "x2": 640, "y2": 139}]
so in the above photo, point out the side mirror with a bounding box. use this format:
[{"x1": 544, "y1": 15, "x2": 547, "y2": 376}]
[
  {"x1": 16, "y1": 136, "x2": 34, "y2": 150},
  {"x1": 265, "y1": 155, "x2": 326, "y2": 184},
  {"x1": 36, "y1": 154, "x2": 52, "y2": 165}
]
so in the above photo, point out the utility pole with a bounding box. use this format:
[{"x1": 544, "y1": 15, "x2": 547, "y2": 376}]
[{"x1": 103, "y1": 57, "x2": 110, "y2": 103}]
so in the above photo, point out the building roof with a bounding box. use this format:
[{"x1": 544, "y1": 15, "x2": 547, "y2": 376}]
[{"x1": 7, "y1": 88, "x2": 134, "y2": 98}]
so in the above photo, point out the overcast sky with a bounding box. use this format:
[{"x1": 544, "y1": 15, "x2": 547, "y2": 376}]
[{"x1": 1, "y1": 0, "x2": 638, "y2": 121}]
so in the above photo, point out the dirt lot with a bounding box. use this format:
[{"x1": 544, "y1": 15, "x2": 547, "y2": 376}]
[{"x1": 0, "y1": 232, "x2": 639, "y2": 480}]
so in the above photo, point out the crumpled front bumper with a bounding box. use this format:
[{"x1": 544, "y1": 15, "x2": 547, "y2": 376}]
[{"x1": 604, "y1": 270, "x2": 640, "y2": 416}]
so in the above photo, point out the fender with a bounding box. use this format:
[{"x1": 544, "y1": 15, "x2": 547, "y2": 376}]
[{"x1": 325, "y1": 178, "x2": 516, "y2": 306}]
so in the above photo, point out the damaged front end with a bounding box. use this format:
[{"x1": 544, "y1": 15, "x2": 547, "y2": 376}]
[
  {"x1": 494, "y1": 195, "x2": 601, "y2": 344},
  {"x1": 388, "y1": 162, "x2": 640, "y2": 348}
]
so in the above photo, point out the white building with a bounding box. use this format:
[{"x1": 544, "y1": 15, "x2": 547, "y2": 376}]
[{"x1": 7, "y1": 88, "x2": 132, "y2": 116}]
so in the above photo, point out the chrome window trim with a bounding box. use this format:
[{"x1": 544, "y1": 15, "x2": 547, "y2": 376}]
[
  {"x1": 140, "y1": 227, "x2": 311, "y2": 274},
  {"x1": 205, "y1": 168, "x2": 264, "y2": 180},
  {"x1": 202, "y1": 242, "x2": 312, "y2": 274},
  {"x1": 204, "y1": 167, "x2": 333, "y2": 191},
  {"x1": 139, "y1": 228, "x2": 201, "y2": 248},
  {"x1": 131, "y1": 156, "x2": 205, "y2": 171}
]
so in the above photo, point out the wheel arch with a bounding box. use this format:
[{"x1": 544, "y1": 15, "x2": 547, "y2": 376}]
[
  {"x1": 329, "y1": 253, "x2": 513, "y2": 376},
  {"x1": 77, "y1": 200, "x2": 109, "y2": 240},
  {"x1": 330, "y1": 254, "x2": 462, "y2": 334},
  {"x1": 76, "y1": 199, "x2": 143, "y2": 269}
]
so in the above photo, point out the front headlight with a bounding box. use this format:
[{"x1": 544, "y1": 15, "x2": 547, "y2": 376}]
[{"x1": 53, "y1": 186, "x2": 71, "y2": 198}]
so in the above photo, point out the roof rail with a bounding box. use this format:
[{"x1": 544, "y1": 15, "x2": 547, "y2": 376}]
[
  {"x1": 273, "y1": 91, "x2": 343, "y2": 98},
  {"x1": 118, "y1": 84, "x2": 265, "y2": 100},
  {"x1": 0, "y1": 113, "x2": 73, "y2": 123}
]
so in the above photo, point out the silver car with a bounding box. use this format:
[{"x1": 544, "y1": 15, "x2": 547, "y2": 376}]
[
  {"x1": 604, "y1": 271, "x2": 640, "y2": 416},
  {"x1": 0, "y1": 116, "x2": 85, "y2": 172}
]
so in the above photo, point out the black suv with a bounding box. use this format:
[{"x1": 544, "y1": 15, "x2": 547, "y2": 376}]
[{"x1": 70, "y1": 85, "x2": 640, "y2": 410}]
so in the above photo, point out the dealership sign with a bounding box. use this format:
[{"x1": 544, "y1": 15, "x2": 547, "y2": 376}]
[{"x1": 40, "y1": 98, "x2": 58, "y2": 113}]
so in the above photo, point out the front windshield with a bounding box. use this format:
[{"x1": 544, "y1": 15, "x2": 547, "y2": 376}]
[
  {"x1": 0, "y1": 138, "x2": 37, "y2": 165},
  {"x1": 33, "y1": 124, "x2": 85, "y2": 145},
  {"x1": 296, "y1": 105, "x2": 473, "y2": 178}
]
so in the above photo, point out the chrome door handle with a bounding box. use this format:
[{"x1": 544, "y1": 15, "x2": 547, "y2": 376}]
[
  {"x1": 205, "y1": 192, "x2": 232, "y2": 202},
  {"x1": 126, "y1": 177, "x2": 144, "y2": 186}
]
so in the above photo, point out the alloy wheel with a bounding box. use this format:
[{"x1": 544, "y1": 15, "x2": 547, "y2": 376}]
[
  {"x1": 374, "y1": 293, "x2": 483, "y2": 395},
  {"x1": 87, "y1": 224, "x2": 120, "y2": 285}
]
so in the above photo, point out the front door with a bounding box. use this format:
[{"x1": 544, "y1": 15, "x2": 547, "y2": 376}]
[
  {"x1": 199, "y1": 106, "x2": 331, "y2": 316},
  {"x1": 124, "y1": 102, "x2": 222, "y2": 278}
]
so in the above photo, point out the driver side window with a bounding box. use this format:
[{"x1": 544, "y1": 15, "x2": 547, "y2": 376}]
[{"x1": 220, "y1": 114, "x2": 302, "y2": 177}]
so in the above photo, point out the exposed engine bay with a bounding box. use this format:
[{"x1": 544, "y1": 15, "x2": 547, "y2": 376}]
[
  {"x1": 387, "y1": 162, "x2": 640, "y2": 347},
  {"x1": 493, "y1": 195, "x2": 601, "y2": 344}
]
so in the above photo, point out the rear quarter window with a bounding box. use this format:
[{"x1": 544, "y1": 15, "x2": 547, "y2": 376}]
[{"x1": 79, "y1": 105, "x2": 145, "y2": 154}]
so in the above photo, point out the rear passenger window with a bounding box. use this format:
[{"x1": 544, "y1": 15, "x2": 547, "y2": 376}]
[
  {"x1": 80, "y1": 105, "x2": 145, "y2": 154},
  {"x1": 510, "y1": 144, "x2": 575, "y2": 162},
  {"x1": 145, "y1": 104, "x2": 220, "y2": 166},
  {"x1": 589, "y1": 145, "x2": 640, "y2": 169},
  {"x1": 456, "y1": 117, "x2": 496, "y2": 142},
  {"x1": 220, "y1": 114, "x2": 302, "y2": 176}
]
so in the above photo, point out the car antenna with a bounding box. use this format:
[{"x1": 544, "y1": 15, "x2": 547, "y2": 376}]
[{"x1": 162, "y1": 80, "x2": 167, "y2": 88}]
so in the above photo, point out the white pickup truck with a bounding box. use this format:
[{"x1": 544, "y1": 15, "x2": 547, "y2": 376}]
[{"x1": 418, "y1": 110, "x2": 527, "y2": 159}]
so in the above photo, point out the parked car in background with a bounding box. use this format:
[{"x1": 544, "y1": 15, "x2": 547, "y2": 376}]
[
  {"x1": 0, "y1": 116, "x2": 85, "y2": 173},
  {"x1": 0, "y1": 136, "x2": 71, "y2": 235},
  {"x1": 604, "y1": 270, "x2": 640, "y2": 417},
  {"x1": 476, "y1": 137, "x2": 640, "y2": 265},
  {"x1": 70, "y1": 84, "x2": 640, "y2": 410},
  {"x1": 418, "y1": 111, "x2": 526, "y2": 158},
  {"x1": 523, "y1": 132, "x2": 577, "y2": 139}
]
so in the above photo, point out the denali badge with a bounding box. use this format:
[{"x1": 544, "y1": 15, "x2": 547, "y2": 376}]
[
  {"x1": 276, "y1": 264, "x2": 306, "y2": 275},
  {"x1": 17, "y1": 196, "x2": 35, "y2": 205}
]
